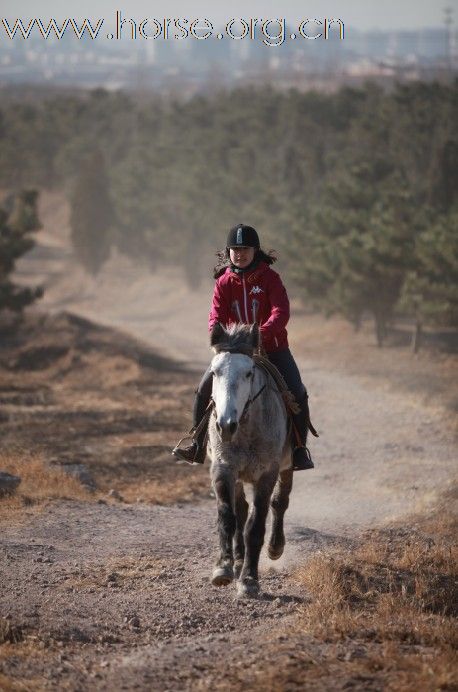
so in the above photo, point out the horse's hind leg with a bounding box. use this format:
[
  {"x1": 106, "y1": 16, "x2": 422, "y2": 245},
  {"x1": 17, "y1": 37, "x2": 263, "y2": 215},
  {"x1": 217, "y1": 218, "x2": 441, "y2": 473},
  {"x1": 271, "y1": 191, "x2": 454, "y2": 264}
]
[
  {"x1": 211, "y1": 470, "x2": 236, "y2": 586},
  {"x1": 268, "y1": 468, "x2": 293, "y2": 560},
  {"x1": 237, "y1": 471, "x2": 277, "y2": 598},
  {"x1": 233, "y1": 481, "x2": 248, "y2": 579}
]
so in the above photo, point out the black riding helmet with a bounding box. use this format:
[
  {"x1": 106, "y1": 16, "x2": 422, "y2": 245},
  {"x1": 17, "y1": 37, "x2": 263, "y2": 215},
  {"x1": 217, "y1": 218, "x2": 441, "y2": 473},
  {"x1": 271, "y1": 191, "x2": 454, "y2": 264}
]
[
  {"x1": 226, "y1": 224, "x2": 260, "y2": 250},
  {"x1": 214, "y1": 224, "x2": 275, "y2": 278}
]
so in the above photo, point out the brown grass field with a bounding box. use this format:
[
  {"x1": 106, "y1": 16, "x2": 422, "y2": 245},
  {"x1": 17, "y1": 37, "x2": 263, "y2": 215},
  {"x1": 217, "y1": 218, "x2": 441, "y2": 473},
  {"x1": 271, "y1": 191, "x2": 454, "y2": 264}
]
[{"x1": 0, "y1": 311, "x2": 210, "y2": 520}]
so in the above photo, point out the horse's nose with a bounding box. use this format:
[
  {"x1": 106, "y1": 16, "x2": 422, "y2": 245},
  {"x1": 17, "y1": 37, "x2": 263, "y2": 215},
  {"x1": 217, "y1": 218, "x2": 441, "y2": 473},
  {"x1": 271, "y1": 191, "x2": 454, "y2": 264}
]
[{"x1": 216, "y1": 417, "x2": 238, "y2": 441}]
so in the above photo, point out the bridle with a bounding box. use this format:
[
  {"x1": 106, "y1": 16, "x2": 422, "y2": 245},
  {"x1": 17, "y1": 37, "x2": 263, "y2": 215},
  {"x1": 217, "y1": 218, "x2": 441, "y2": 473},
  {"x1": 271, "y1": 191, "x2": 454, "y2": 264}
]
[
  {"x1": 239, "y1": 379, "x2": 266, "y2": 424},
  {"x1": 211, "y1": 345, "x2": 266, "y2": 426},
  {"x1": 174, "y1": 345, "x2": 268, "y2": 452}
]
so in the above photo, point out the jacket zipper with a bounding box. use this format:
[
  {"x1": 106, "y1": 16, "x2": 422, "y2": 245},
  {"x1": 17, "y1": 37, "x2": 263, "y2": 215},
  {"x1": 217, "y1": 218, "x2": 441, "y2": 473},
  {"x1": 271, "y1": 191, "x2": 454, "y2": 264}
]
[{"x1": 242, "y1": 274, "x2": 249, "y2": 322}]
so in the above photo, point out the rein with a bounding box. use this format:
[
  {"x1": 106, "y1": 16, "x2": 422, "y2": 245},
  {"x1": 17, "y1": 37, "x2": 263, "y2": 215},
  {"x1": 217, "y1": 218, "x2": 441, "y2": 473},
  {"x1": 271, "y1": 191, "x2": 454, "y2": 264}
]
[{"x1": 239, "y1": 381, "x2": 266, "y2": 424}]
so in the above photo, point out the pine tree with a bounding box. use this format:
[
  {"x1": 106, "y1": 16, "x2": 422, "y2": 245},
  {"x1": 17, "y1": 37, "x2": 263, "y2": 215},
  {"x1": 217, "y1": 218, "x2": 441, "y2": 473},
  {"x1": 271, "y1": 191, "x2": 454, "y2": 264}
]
[
  {"x1": 401, "y1": 212, "x2": 458, "y2": 329},
  {"x1": 70, "y1": 149, "x2": 114, "y2": 275},
  {"x1": 0, "y1": 190, "x2": 43, "y2": 315},
  {"x1": 289, "y1": 162, "x2": 416, "y2": 345}
]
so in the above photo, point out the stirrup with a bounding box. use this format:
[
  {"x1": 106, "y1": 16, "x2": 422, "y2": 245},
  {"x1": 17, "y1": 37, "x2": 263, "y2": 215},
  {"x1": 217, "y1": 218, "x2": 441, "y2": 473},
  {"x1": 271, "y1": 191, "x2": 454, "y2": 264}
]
[
  {"x1": 172, "y1": 431, "x2": 195, "y2": 463},
  {"x1": 172, "y1": 436, "x2": 206, "y2": 465}
]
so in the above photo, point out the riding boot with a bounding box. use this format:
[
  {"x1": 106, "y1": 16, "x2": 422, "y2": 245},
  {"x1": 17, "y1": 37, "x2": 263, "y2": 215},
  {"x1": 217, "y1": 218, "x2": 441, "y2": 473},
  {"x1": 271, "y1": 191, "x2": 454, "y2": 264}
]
[
  {"x1": 290, "y1": 392, "x2": 315, "y2": 471},
  {"x1": 172, "y1": 389, "x2": 210, "y2": 464}
]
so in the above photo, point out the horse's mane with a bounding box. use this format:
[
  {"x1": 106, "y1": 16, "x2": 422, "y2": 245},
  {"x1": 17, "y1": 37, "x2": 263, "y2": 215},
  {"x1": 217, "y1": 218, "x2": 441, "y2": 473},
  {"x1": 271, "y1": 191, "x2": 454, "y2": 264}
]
[{"x1": 211, "y1": 323, "x2": 258, "y2": 355}]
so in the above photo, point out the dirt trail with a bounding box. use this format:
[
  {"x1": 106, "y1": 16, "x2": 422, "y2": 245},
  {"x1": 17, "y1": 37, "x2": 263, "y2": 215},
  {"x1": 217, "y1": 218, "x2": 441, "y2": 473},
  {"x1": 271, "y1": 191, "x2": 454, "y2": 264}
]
[
  {"x1": 1, "y1": 499, "x2": 342, "y2": 690},
  {"x1": 1, "y1": 192, "x2": 455, "y2": 690},
  {"x1": 18, "y1": 198, "x2": 455, "y2": 537}
]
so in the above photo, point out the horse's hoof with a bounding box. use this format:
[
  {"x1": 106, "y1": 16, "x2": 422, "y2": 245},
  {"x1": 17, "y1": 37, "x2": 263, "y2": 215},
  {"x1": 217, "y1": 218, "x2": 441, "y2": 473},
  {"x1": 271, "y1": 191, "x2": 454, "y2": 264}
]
[
  {"x1": 236, "y1": 579, "x2": 259, "y2": 599},
  {"x1": 268, "y1": 543, "x2": 284, "y2": 560},
  {"x1": 234, "y1": 560, "x2": 243, "y2": 580},
  {"x1": 211, "y1": 565, "x2": 234, "y2": 586}
]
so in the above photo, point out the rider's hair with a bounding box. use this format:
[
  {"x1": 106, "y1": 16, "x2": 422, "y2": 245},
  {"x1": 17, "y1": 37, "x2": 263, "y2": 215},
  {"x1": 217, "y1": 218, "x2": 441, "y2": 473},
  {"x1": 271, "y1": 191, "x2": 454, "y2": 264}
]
[{"x1": 213, "y1": 248, "x2": 277, "y2": 279}]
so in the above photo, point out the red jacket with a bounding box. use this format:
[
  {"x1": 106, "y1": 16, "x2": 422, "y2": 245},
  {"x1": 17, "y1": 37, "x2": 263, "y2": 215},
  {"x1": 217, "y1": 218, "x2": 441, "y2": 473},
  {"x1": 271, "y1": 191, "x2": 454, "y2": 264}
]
[{"x1": 208, "y1": 261, "x2": 290, "y2": 353}]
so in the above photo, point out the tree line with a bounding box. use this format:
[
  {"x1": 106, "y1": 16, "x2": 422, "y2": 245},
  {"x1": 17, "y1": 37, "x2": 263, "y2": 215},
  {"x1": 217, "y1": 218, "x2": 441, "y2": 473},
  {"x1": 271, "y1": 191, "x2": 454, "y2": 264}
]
[
  {"x1": 0, "y1": 81, "x2": 456, "y2": 343},
  {"x1": 0, "y1": 190, "x2": 43, "y2": 318}
]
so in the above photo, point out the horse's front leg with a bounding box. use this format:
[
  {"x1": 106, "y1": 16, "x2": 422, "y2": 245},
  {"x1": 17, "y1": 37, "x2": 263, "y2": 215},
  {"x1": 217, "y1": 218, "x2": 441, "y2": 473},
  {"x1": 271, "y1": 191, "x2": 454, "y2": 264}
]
[
  {"x1": 211, "y1": 468, "x2": 236, "y2": 586},
  {"x1": 268, "y1": 467, "x2": 293, "y2": 560},
  {"x1": 238, "y1": 470, "x2": 278, "y2": 598},
  {"x1": 233, "y1": 481, "x2": 248, "y2": 579}
]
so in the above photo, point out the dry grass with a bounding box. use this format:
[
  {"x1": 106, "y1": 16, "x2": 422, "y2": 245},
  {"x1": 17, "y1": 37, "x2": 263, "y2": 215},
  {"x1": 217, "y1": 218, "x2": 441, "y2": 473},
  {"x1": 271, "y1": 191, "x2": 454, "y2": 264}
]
[
  {"x1": 0, "y1": 450, "x2": 92, "y2": 521},
  {"x1": 0, "y1": 672, "x2": 46, "y2": 692},
  {"x1": 0, "y1": 619, "x2": 23, "y2": 645},
  {"x1": 295, "y1": 532, "x2": 457, "y2": 636},
  {"x1": 0, "y1": 637, "x2": 52, "y2": 692},
  {"x1": 118, "y1": 474, "x2": 211, "y2": 505},
  {"x1": 285, "y1": 501, "x2": 458, "y2": 690},
  {"x1": 0, "y1": 311, "x2": 211, "y2": 510},
  {"x1": 0, "y1": 446, "x2": 210, "y2": 518}
]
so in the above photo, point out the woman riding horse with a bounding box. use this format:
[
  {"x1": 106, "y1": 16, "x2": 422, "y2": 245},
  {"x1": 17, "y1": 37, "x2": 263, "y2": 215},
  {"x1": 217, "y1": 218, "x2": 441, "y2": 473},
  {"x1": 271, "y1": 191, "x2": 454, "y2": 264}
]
[{"x1": 173, "y1": 223, "x2": 316, "y2": 471}]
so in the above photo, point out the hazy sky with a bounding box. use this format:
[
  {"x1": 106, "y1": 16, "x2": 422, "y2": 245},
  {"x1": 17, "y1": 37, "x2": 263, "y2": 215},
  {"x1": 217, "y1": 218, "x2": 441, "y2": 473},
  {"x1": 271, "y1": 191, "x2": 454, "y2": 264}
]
[{"x1": 2, "y1": 0, "x2": 458, "y2": 31}]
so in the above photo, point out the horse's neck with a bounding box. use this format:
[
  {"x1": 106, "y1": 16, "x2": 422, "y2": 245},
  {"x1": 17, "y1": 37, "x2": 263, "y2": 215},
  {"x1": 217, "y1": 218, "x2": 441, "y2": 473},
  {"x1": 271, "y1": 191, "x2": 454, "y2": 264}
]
[{"x1": 251, "y1": 366, "x2": 268, "y2": 408}]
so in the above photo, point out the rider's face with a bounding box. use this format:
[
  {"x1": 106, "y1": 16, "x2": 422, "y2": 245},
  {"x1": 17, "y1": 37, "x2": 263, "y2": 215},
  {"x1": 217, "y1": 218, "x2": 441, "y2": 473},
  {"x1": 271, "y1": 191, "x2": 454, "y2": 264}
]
[{"x1": 229, "y1": 246, "x2": 255, "y2": 269}]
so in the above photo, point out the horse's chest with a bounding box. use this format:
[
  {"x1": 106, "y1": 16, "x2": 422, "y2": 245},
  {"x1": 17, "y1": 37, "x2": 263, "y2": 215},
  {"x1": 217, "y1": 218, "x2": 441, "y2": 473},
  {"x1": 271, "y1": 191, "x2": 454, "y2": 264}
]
[{"x1": 210, "y1": 438, "x2": 276, "y2": 482}]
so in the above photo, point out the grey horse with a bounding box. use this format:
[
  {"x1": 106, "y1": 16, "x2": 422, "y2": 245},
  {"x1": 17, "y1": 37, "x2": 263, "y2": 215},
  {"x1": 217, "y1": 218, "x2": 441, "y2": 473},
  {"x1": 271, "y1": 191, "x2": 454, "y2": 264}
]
[{"x1": 207, "y1": 322, "x2": 293, "y2": 598}]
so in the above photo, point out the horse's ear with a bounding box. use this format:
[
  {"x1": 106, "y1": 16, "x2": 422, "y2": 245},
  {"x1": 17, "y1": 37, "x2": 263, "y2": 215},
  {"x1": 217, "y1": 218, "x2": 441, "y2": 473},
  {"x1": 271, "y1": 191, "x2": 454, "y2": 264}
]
[
  {"x1": 249, "y1": 323, "x2": 260, "y2": 350},
  {"x1": 210, "y1": 322, "x2": 225, "y2": 347}
]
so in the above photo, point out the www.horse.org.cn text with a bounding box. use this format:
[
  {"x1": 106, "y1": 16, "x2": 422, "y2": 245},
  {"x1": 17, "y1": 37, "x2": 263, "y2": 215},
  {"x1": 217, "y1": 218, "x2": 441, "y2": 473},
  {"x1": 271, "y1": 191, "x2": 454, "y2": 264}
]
[{"x1": 1, "y1": 13, "x2": 345, "y2": 46}]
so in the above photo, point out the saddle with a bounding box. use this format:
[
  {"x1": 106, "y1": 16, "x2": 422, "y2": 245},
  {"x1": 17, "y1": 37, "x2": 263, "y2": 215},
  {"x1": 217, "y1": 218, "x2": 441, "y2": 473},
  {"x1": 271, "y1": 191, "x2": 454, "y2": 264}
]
[{"x1": 253, "y1": 354, "x2": 319, "y2": 438}]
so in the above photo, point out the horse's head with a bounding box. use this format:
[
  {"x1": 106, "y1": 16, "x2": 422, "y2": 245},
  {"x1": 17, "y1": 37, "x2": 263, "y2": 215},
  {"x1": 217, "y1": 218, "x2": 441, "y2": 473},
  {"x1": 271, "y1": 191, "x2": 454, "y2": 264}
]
[{"x1": 210, "y1": 322, "x2": 259, "y2": 442}]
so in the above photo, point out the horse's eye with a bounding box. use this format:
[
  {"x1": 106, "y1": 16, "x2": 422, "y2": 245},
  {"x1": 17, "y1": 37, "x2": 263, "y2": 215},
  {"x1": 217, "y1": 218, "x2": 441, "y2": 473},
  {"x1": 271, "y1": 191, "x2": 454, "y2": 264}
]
[{"x1": 246, "y1": 371, "x2": 252, "y2": 378}]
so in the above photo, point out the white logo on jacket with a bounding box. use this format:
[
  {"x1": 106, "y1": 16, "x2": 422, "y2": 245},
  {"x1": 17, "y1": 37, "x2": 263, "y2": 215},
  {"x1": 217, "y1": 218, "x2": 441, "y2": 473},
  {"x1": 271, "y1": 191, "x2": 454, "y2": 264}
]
[{"x1": 250, "y1": 285, "x2": 263, "y2": 295}]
